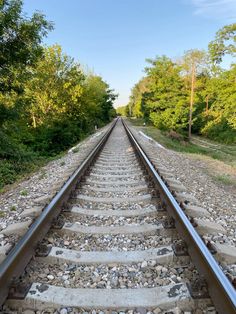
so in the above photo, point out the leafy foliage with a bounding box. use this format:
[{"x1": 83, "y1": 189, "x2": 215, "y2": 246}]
[
  {"x1": 0, "y1": 0, "x2": 117, "y2": 188},
  {"x1": 144, "y1": 56, "x2": 189, "y2": 131},
  {"x1": 127, "y1": 24, "x2": 236, "y2": 144},
  {"x1": 0, "y1": 0, "x2": 53, "y2": 92},
  {"x1": 116, "y1": 105, "x2": 128, "y2": 116},
  {"x1": 208, "y1": 23, "x2": 236, "y2": 65}
]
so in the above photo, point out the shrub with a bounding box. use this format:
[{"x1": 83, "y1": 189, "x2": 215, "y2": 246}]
[
  {"x1": 167, "y1": 130, "x2": 185, "y2": 141},
  {"x1": 201, "y1": 118, "x2": 236, "y2": 144}
]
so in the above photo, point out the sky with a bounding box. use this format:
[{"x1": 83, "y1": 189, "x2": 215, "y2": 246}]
[{"x1": 22, "y1": 0, "x2": 236, "y2": 108}]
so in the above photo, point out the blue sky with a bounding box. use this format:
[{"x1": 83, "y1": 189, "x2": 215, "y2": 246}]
[{"x1": 23, "y1": 0, "x2": 236, "y2": 107}]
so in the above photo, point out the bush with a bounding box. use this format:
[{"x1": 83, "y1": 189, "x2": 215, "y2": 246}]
[
  {"x1": 167, "y1": 130, "x2": 185, "y2": 141},
  {"x1": 0, "y1": 130, "x2": 40, "y2": 189},
  {"x1": 201, "y1": 118, "x2": 236, "y2": 144},
  {"x1": 30, "y1": 120, "x2": 91, "y2": 155},
  {"x1": 0, "y1": 160, "x2": 17, "y2": 188},
  {"x1": 0, "y1": 129, "x2": 36, "y2": 161}
]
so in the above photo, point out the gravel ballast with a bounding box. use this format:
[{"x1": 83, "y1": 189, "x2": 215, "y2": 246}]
[{"x1": 0, "y1": 124, "x2": 112, "y2": 249}]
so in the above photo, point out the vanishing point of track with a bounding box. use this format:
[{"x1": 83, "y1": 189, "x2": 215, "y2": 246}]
[{"x1": 0, "y1": 118, "x2": 235, "y2": 314}]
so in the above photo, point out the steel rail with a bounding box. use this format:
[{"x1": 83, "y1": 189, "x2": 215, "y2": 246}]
[
  {"x1": 0, "y1": 119, "x2": 117, "y2": 307},
  {"x1": 122, "y1": 119, "x2": 236, "y2": 314}
]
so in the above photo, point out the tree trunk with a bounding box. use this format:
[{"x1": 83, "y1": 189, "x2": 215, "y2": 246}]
[
  {"x1": 206, "y1": 94, "x2": 209, "y2": 113},
  {"x1": 129, "y1": 103, "x2": 132, "y2": 117},
  {"x1": 32, "y1": 114, "x2": 37, "y2": 128},
  {"x1": 188, "y1": 63, "x2": 195, "y2": 139}
]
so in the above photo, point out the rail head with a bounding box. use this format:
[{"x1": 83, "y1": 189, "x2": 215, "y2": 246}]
[
  {"x1": 122, "y1": 118, "x2": 236, "y2": 314},
  {"x1": 0, "y1": 118, "x2": 118, "y2": 307}
]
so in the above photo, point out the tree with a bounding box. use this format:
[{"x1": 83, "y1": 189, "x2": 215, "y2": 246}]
[
  {"x1": 208, "y1": 23, "x2": 236, "y2": 66},
  {"x1": 0, "y1": 0, "x2": 53, "y2": 92},
  {"x1": 24, "y1": 45, "x2": 84, "y2": 128},
  {"x1": 201, "y1": 64, "x2": 236, "y2": 143},
  {"x1": 116, "y1": 105, "x2": 127, "y2": 116},
  {"x1": 80, "y1": 75, "x2": 117, "y2": 127},
  {"x1": 181, "y1": 49, "x2": 207, "y2": 139},
  {"x1": 128, "y1": 77, "x2": 149, "y2": 118},
  {"x1": 127, "y1": 24, "x2": 235, "y2": 144},
  {"x1": 142, "y1": 56, "x2": 188, "y2": 131},
  {"x1": 0, "y1": 1, "x2": 118, "y2": 187},
  {"x1": 0, "y1": 0, "x2": 53, "y2": 131},
  {"x1": 22, "y1": 47, "x2": 117, "y2": 153}
]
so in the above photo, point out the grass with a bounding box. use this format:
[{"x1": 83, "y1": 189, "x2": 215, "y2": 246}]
[
  {"x1": 20, "y1": 189, "x2": 28, "y2": 196},
  {"x1": 128, "y1": 118, "x2": 236, "y2": 188},
  {"x1": 72, "y1": 148, "x2": 79, "y2": 153},
  {"x1": 214, "y1": 174, "x2": 236, "y2": 186},
  {"x1": 191, "y1": 135, "x2": 236, "y2": 166},
  {"x1": 128, "y1": 118, "x2": 236, "y2": 167},
  {"x1": 38, "y1": 170, "x2": 47, "y2": 180}
]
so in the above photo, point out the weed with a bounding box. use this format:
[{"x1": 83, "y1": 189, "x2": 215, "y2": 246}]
[
  {"x1": 0, "y1": 211, "x2": 5, "y2": 217},
  {"x1": 72, "y1": 148, "x2": 79, "y2": 153},
  {"x1": 20, "y1": 189, "x2": 28, "y2": 196},
  {"x1": 60, "y1": 161, "x2": 66, "y2": 166},
  {"x1": 0, "y1": 187, "x2": 5, "y2": 194},
  {"x1": 10, "y1": 205, "x2": 17, "y2": 211},
  {"x1": 167, "y1": 130, "x2": 184, "y2": 141},
  {"x1": 214, "y1": 174, "x2": 236, "y2": 186},
  {"x1": 39, "y1": 171, "x2": 47, "y2": 180}
]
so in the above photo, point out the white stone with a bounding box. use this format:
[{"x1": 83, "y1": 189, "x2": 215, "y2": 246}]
[{"x1": 47, "y1": 275, "x2": 54, "y2": 280}]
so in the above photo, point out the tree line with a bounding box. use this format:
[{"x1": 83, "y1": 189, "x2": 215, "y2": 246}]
[
  {"x1": 122, "y1": 23, "x2": 236, "y2": 143},
  {"x1": 0, "y1": 0, "x2": 116, "y2": 188}
]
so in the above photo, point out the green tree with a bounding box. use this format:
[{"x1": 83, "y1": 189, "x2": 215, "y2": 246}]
[
  {"x1": 128, "y1": 77, "x2": 149, "y2": 118},
  {"x1": 0, "y1": 0, "x2": 54, "y2": 184},
  {"x1": 0, "y1": 0, "x2": 53, "y2": 92},
  {"x1": 128, "y1": 24, "x2": 235, "y2": 144},
  {"x1": 201, "y1": 64, "x2": 236, "y2": 143},
  {"x1": 116, "y1": 105, "x2": 127, "y2": 116},
  {"x1": 181, "y1": 49, "x2": 207, "y2": 138},
  {"x1": 143, "y1": 56, "x2": 188, "y2": 131},
  {"x1": 208, "y1": 23, "x2": 236, "y2": 66},
  {"x1": 24, "y1": 45, "x2": 84, "y2": 129},
  {"x1": 80, "y1": 75, "x2": 117, "y2": 128},
  {"x1": 0, "y1": 1, "x2": 118, "y2": 187},
  {"x1": 23, "y1": 47, "x2": 117, "y2": 154}
]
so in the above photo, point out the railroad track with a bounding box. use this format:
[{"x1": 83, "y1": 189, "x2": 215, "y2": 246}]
[{"x1": 0, "y1": 118, "x2": 235, "y2": 314}]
